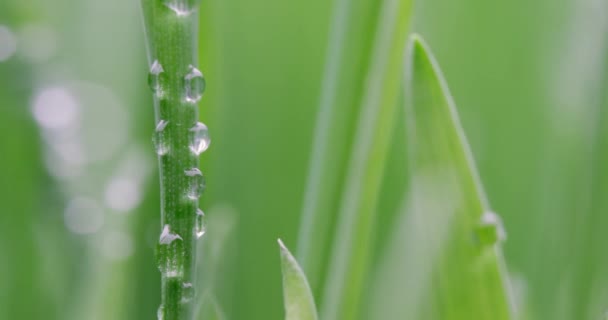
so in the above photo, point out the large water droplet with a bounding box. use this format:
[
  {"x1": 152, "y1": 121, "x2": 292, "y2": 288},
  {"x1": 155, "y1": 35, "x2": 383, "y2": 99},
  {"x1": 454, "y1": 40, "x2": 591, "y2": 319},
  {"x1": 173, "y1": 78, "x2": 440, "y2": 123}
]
[
  {"x1": 161, "y1": 0, "x2": 200, "y2": 16},
  {"x1": 195, "y1": 208, "x2": 206, "y2": 239},
  {"x1": 185, "y1": 168, "x2": 206, "y2": 199},
  {"x1": 181, "y1": 282, "x2": 195, "y2": 303},
  {"x1": 153, "y1": 120, "x2": 170, "y2": 155},
  {"x1": 475, "y1": 211, "x2": 506, "y2": 246},
  {"x1": 148, "y1": 60, "x2": 165, "y2": 97},
  {"x1": 159, "y1": 224, "x2": 182, "y2": 245},
  {"x1": 184, "y1": 65, "x2": 205, "y2": 103},
  {"x1": 189, "y1": 122, "x2": 211, "y2": 155},
  {"x1": 157, "y1": 305, "x2": 164, "y2": 320}
]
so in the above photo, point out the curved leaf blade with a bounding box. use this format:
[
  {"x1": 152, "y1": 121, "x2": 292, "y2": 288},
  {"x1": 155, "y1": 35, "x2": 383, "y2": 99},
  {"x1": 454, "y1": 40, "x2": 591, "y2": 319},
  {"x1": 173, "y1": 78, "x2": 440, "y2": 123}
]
[
  {"x1": 403, "y1": 34, "x2": 514, "y2": 319},
  {"x1": 278, "y1": 239, "x2": 318, "y2": 320}
]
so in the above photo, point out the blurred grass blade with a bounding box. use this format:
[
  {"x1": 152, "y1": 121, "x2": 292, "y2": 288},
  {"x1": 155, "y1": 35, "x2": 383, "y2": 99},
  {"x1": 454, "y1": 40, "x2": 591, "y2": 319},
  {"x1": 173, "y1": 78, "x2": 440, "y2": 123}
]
[
  {"x1": 278, "y1": 239, "x2": 319, "y2": 320},
  {"x1": 296, "y1": 0, "x2": 383, "y2": 293},
  {"x1": 403, "y1": 34, "x2": 513, "y2": 319},
  {"x1": 319, "y1": 0, "x2": 412, "y2": 318}
]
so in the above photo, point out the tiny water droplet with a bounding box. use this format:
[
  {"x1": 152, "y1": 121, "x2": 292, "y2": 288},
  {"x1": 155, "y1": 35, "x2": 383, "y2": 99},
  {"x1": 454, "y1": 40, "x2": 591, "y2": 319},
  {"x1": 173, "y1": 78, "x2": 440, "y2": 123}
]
[
  {"x1": 159, "y1": 224, "x2": 182, "y2": 245},
  {"x1": 148, "y1": 60, "x2": 165, "y2": 97},
  {"x1": 474, "y1": 211, "x2": 506, "y2": 246},
  {"x1": 181, "y1": 282, "x2": 195, "y2": 303},
  {"x1": 195, "y1": 208, "x2": 206, "y2": 239},
  {"x1": 189, "y1": 122, "x2": 211, "y2": 155},
  {"x1": 184, "y1": 65, "x2": 205, "y2": 103},
  {"x1": 161, "y1": 0, "x2": 200, "y2": 16},
  {"x1": 157, "y1": 305, "x2": 164, "y2": 320},
  {"x1": 156, "y1": 119, "x2": 169, "y2": 131},
  {"x1": 155, "y1": 232, "x2": 184, "y2": 277},
  {"x1": 153, "y1": 120, "x2": 170, "y2": 155},
  {"x1": 185, "y1": 168, "x2": 206, "y2": 199}
]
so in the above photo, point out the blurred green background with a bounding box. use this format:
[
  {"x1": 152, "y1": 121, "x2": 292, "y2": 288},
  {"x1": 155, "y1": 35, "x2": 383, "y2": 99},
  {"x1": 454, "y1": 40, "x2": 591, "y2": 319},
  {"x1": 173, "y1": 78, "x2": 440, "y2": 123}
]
[{"x1": 0, "y1": 0, "x2": 607, "y2": 319}]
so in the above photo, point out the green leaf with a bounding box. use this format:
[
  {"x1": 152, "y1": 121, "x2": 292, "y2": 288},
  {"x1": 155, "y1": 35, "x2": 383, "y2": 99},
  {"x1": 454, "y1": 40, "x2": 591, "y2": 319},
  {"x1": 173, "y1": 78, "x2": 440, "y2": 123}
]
[
  {"x1": 278, "y1": 239, "x2": 318, "y2": 320},
  {"x1": 392, "y1": 34, "x2": 514, "y2": 319},
  {"x1": 317, "y1": 0, "x2": 413, "y2": 318}
]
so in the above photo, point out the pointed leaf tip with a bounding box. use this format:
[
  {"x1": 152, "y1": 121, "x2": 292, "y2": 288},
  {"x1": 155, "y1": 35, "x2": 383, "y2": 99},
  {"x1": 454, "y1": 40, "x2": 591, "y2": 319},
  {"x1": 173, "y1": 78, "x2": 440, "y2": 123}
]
[
  {"x1": 278, "y1": 239, "x2": 318, "y2": 320},
  {"x1": 403, "y1": 34, "x2": 513, "y2": 319}
]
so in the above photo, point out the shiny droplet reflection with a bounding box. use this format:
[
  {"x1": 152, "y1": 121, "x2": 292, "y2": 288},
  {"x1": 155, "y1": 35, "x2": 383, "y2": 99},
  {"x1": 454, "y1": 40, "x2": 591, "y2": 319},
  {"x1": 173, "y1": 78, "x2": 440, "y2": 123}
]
[
  {"x1": 159, "y1": 224, "x2": 182, "y2": 245},
  {"x1": 153, "y1": 119, "x2": 170, "y2": 156},
  {"x1": 184, "y1": 65, "x2": 205, "y2": 103},
  {"x1": 475, "y1": 211, "x2": 507, "y2": 246},
  {"x1": 189, "y1": 122, "x2": 210, "y2": 155},
  {"x1": 185, "y1": 168, "x2": 205, "y2": 199},
  {"x1": 148, "y1": 60, "x2": 165, "y2": 97},
  {"x1": 181, "y1": 282, "x2": 195, "y2": 303},
  {"x1": 161, "y1": 0, "x2": 200, "y2": 16},
  {"x1": 195, "y1": 208, "x2": 206, "y2": 239}
]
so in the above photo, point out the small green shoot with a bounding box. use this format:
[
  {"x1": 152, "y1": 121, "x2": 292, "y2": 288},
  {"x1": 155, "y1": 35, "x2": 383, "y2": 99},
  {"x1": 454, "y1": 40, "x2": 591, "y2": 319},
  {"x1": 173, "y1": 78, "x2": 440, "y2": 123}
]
[{"x1": 278, "y1": 239, "x2": 319, "y2": 320}]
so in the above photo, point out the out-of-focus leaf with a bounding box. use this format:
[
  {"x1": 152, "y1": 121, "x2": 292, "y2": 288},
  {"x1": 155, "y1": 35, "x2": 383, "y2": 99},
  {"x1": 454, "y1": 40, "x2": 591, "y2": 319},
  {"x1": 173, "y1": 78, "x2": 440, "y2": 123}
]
[
  {"x1": 278, "y1": 240, "x2": 318, "y2": 320},
  {"x1": 380, "y1": 34, "x2": 513, "y2": 319}
]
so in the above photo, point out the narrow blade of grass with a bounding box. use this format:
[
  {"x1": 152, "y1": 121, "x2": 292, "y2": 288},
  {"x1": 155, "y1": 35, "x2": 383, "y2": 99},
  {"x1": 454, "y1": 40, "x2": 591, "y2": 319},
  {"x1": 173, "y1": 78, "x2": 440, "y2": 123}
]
[
  {"x1": 278, "y1": 240, "x2": 318, "y2": 320},
  {"x1": 296, "y1": 0, "x2": 383, "y2": 294},
  {"x1": 400, "y1": 34, "x2": 513, "y2": 319},
  {"x1": 319, "y1": 0, "x2": 413, "y2": 318}
]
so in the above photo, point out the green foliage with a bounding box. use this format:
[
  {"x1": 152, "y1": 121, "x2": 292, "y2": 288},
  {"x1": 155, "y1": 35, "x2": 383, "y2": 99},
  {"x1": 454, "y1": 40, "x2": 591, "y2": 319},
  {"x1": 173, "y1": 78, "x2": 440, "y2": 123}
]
[
  {"x1": 140, "y1": 0, "x2": 206, "y2": 319},
  {"x1": 1, "y1": 0, "x2": 608, "y2": 320},
  {"x1": 401, "y1": 34, "x2": 512, "y2": 319},
  {"x1": 278, "y1": 240, "x2": 318, "y2": 320}
]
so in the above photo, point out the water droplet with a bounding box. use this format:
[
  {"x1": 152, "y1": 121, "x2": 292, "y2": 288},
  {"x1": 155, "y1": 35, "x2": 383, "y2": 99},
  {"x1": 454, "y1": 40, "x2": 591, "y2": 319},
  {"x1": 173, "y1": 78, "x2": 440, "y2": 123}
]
[
  {"x1": 189, "y1": 122, "x2": 211, "y2": 155},
  {"x1": 184, "y1": 65, "x2": 205, "y2": 103},
  {"x1": 153, "y1": 120, "x2": 170, "y2": 155},
  {"x1": 181, "y1": 282, "x2": 195, "y2": 303},
  {"x1": 159, "y1": 224, "x2": 182, "y2": 245},
  {"x1": 148, "y1": 60, "x2": 165, "y2": 97},
  {"x1": 185, "y1": 168, "x2": 206, "y2": 199},
  {"x1": 156, "y1": 119, "x2": 169, "y2": 131},
  {"x1": 161, "y1": 0, "x2": 200, "y2": 16},
  {"x1": 156, "y1": 226, "x2": 184, "y2": 277},
  {"x1": 157, "y1": 305, "x2": 164, "y2": 320},
  {"x1": 195, "y1": 209, "x2": 206, "y2": 239},
  {"x1": 474, "y1": 211, "x2": 506, "y2": 246}
]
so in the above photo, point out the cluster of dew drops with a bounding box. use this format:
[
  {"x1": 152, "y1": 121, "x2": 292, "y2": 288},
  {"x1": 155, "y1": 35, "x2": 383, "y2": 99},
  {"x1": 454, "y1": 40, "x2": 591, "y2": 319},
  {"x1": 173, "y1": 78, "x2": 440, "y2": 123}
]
[
  {"x1": 149, "y1": 59, "x2": 209, "y2": 241},
  {"x1": 150, "y1": 57, "x2": 209, "y2": 317},
  {"x1": 148, "y1": 2, "x2": 210, "y2": 318}
]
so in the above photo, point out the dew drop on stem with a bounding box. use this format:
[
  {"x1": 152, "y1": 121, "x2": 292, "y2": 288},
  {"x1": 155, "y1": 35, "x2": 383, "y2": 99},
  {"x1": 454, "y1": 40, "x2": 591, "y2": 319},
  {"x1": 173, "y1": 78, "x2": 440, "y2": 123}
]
[
  {"x1": 153, "y1": 120, "x2": 170, "y2": 156},
  {"x1": 189, "y1": 122, "x2": 211, "y2": 155},
  {"x1": 159, "y1": 224, "x2": 182, "y2": 245},
  {"x1": 185, "y1": 168, "x2": 206, "y2": 199},
  {"x1": 161, "y1": 0, "x2": 200, "y2": 16},
  {"x1": 474, "y1": 211, "x2": 506, "y2": 246},
  {"x1": 195, "y1": 208, "x2": 206, "y2": 239},
  {"x1": 157, "y1": 304, "x2": 164, "y2": 320},
  {"x1": 181, "y1": 282, "x2": 195, "y2": 303},
  {"x1": 184, "y1": 65, "x2": 205, "y2": 103},
  {"x1": 148, "y1": 60, "x2": 165, "y2": 97}
]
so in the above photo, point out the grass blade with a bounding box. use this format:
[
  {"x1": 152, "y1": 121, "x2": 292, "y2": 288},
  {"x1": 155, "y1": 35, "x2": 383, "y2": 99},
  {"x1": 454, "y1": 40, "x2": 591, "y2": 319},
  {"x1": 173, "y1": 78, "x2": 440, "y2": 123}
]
[
  {"x1": 319, "y1": 0, "x2": 412, "y2": 318},
  {"x1": 296, "y1": 0, "x2": 383, "y2": 293},
  {"x1": 402, "y1": 34, "x2": 513, "y2": 319},
  {"x1": 278, "y1": 239, "x2": 318, "y2": 320}
]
